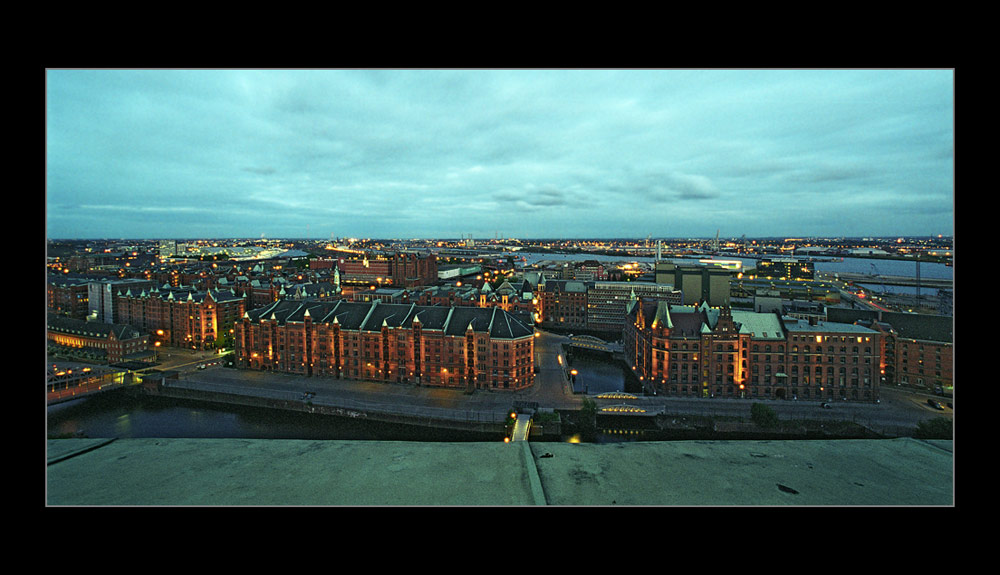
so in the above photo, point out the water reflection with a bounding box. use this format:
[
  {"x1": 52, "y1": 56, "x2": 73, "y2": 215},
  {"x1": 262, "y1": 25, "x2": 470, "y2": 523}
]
[
  {"x1": 114, "y1": 413, "x2": 131, "y2": 436},
  {"x1": 560, "y1": 350, "x2": 659, "y2": 443},
  {"x1": 48, "y1": 352, "x2": 657, "y2": 443},
  {"x1": 565, "y1": 352, "x2": 630, "y2": 395},
  {"x1": 47, "y1": 392, "x2": 502, "y2": 442}
]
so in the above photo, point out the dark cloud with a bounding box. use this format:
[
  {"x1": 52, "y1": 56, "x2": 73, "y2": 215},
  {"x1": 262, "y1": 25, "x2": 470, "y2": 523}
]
[
  {"x1": 242, "y1": 166, "x2": 277, "y2": 176},
  {"x1": 492, "y1": 187, "x2": 572, "y2": 208},
  {"x1": 45, "y1": 69, "x2": 954, "y2": 239},
  {"x1": 601, "y1": 171, "x2": 720, "y2": 203}
]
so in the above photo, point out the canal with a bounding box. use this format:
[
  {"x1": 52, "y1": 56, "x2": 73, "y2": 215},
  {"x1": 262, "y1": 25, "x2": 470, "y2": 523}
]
[
  {"x1": 47, "y1": 392, "x2": 503, "y2": 442},
  {"x1": 47, "y1": 352, "x2": 658, "y2": 443},
  {"x1": 565, "y1": 350, "x2": 635, "y2": 395}
]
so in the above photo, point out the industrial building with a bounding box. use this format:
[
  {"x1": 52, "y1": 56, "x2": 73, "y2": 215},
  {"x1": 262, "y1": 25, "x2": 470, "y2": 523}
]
[{"x1": 654, "y1": 260, "x2": 735, "y2": 306}]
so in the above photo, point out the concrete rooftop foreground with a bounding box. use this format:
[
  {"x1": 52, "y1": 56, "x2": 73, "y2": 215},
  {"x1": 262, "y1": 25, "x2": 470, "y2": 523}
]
[{"x1": 46, "y1": 437, "x2": 954, "y2": 506}]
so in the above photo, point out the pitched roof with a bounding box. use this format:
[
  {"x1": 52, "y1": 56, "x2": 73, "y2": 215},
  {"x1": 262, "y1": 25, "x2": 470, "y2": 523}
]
[
  {"x1": 732, "y1": 310, "x2": 786, "y2": 340},
  {"x1": 244, "y1": 300, "x2": 532, "y2": 338},
  {"x1": 47, "y1": 315, "x2": 146, "y2": 340}
]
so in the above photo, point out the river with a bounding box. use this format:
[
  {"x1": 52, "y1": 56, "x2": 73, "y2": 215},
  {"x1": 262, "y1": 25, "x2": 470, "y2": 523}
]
[{"x1": 519, "y1": 251, "x2": 953, "y2": 281}]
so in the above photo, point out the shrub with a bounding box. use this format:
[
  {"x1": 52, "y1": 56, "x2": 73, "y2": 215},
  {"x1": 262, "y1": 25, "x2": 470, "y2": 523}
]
[
  {"x1": 751, "y1": 402, "x2": 779, "y2": 429},
  {"x1": 914, "y1": 417, "x2": 953, "y2": 440}
]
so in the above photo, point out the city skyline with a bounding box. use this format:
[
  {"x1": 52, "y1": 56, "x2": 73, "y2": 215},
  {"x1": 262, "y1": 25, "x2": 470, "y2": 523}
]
[{"x1": 46, "y1": 69, "x2": 955, "y2": 240}]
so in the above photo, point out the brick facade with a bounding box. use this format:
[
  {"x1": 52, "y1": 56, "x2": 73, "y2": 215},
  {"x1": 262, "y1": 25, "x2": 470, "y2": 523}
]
[
  {"x1": 623, "y1": 299, "x2": 881, "y2": 402},
  {"x1": 236, "y1": 300, "x2": 535, "y2": 391},
  {"x1": 115, "y1": 287, "x2": 246, "y2": 350},
  {"x1": 47, "y1": 315, "x2": 150, "y2": 365}
]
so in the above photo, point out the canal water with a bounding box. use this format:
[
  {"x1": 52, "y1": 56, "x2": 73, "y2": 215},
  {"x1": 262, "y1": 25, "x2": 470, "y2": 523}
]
[
  {"x1": 47, "y1": 392, "x2": 502, "y2": 442},
  {"x1": 46, "y1": 353, "x2": 645, "y2": 443},
  {"x1": 565, "y1": 352, "x2": 633, "y2": 395}
]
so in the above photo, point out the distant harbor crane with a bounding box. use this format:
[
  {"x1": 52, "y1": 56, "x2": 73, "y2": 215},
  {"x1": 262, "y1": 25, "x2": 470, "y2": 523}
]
[{"x1": 871, "y1": 263, "x2": 891, "y2": 294}]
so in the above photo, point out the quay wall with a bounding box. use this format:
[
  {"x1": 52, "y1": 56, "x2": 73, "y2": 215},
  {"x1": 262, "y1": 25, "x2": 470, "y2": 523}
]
[{"x1": 137, "y1": 383, "x2": 509, "y2": 435}]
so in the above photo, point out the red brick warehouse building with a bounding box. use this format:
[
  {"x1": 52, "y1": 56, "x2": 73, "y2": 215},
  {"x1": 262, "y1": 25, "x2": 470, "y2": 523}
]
[
  {"x1": 623, "y1": 299, "x2": 882, "y2": 402},
  {"x1": 336, "y1": 251, "x2": 438, "y2": 288},
  {"x1": 47, "y1": 315, "x2": 151, "y2": 365},
  {"x1": 236, "y1": 299, "x2": 535, "y2": 391},
  {"x1": 826, "y1": 307, "x2": 952, "y2": 393},
  {"x1": 115, "y1": 286, "x2": 247, "y2": 350}
]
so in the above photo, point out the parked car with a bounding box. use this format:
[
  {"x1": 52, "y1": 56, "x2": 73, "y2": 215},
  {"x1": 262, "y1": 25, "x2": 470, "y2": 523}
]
[{"x1": 926, "y1": 398, "x2": 944, "y2": 410}]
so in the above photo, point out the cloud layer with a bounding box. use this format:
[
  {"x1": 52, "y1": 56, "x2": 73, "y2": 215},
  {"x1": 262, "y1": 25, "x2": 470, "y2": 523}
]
[{"x1": 45, "y1": 69, "x2": 954, "y2": 239}]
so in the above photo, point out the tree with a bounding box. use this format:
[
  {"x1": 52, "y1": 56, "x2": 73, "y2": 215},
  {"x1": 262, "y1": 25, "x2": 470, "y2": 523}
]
[
  {"x1": 577, "y1": 397, "x2": 598, "y2": 435},
  {"x1": 751, "y1": 402, "x2": 779, "y2": 429},
  {"x1": 914, "y1": 417, "x2": 953, "y2": 440}
]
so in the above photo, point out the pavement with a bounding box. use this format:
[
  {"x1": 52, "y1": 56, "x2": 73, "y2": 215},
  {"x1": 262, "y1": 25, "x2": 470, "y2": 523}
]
[{"x1": 45, "y1": 436, "x2": 953, "y2": 506}]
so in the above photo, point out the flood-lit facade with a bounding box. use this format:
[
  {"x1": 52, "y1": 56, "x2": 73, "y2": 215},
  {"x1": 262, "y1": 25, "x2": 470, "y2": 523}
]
[
  {"x1": 115, "y1": 287, "x2": 246, "y2": 350},
  {"x1": 236, "y1": 299, "x2": 535, "y2": 391},
  {"x1": 47, "y1": 315, "x2": 150, "y2": 365},
  {"x1": 623, "y1": 299, "x2": 881, "y2": 402}
]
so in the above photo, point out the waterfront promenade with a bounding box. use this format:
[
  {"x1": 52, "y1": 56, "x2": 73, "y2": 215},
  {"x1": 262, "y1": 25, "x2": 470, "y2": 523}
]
[
  {"x1": 145, "y1": 328, "x2": 945, "y2": 438},
  {"x1": 145, "y1": 330, "x2": 584, "y2": 431}
]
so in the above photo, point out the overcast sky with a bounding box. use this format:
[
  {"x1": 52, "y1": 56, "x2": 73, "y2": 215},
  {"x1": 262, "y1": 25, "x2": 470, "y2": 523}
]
[{"x1": 45, "y1": 69, "x2": 954, "y2": 240}]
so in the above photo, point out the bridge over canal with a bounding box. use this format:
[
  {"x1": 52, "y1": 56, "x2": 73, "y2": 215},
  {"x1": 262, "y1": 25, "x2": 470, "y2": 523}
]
[
  {"x1": 46, "y1": 363, "x2": 139, "y2": 406},
  {"x1": 565, "y1": 335, "x2": 623, "y2": 354}
]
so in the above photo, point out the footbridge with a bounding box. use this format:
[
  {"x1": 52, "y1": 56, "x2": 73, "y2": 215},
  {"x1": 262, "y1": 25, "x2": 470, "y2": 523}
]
[
  {"x1": 593, "y1": 392, "x2": 660, "y2": 417},
  {"x1": 47, "y1": 363, "x2": 136, "y2": 406},
  {"x1": 509, "y1": 413, "x2": 532, "y2": 442},
  {"x1": 566, "y1": 335, "x2": 623, "y2": 354}
]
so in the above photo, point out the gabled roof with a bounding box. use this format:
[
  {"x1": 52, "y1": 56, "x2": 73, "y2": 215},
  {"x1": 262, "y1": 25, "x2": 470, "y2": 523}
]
[
  {"x1": 410, "y1": 306, "x2": 451, "y2": 330},
  {"x1": 732, "y1": 310, "x2": 786, "y2": 340},
  {"x1": 363, "y1": 301, "x2": 413, "y2": 331},
  {"x1": 650, "y1": 301, "x2": 673, "y2": 329},
  {"x1": 444, "y1": 306, "x2": 488, "y2": 336},
  {"x1": 327, "y1": 301, "x2": 376, "y2": 330},
  {"x1": 488, "y1": 306, "x2": 534, "y2": 339},
  {"x1": 243, "y1": 299, "x2": 532, "y2": 338},
  {"x1": 668, "y1": 309, "x2": 704, "y2": 337}
]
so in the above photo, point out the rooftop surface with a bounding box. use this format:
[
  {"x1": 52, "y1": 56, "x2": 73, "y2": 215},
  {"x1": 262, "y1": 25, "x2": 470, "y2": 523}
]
[{"x1": 46, "y1": 437, "x2": 953, "y2": 506}]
